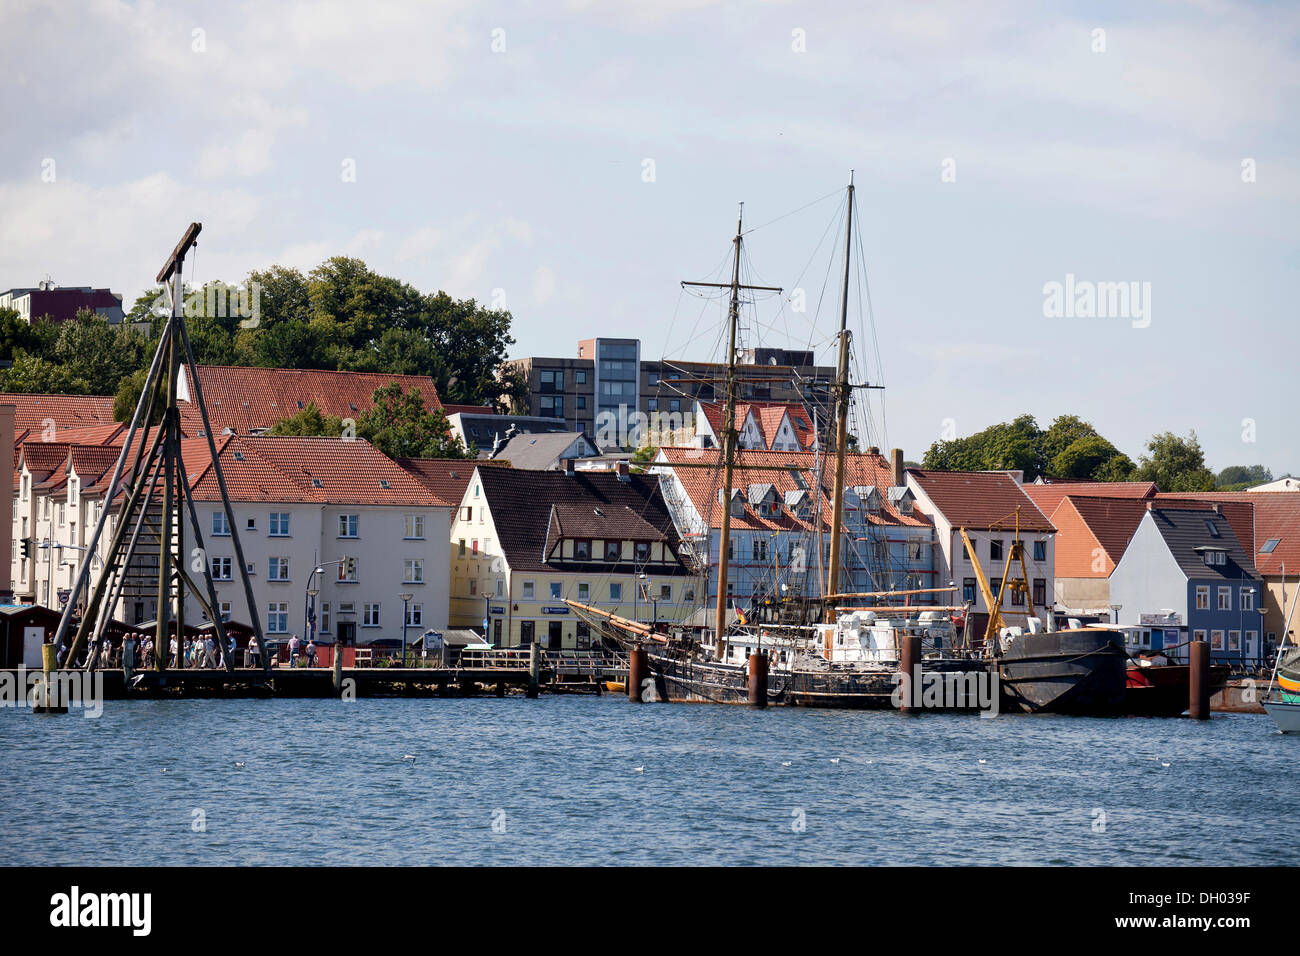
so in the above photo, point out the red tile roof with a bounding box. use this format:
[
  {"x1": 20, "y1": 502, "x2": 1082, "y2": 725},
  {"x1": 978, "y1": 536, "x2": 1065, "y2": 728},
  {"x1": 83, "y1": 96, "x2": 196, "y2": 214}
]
[
  {"x1": 908, "y1": 469, "x2": 1055, "y2": 532},
  {"x1": 656, "y1": 447, "x2": 929, "y2": 533},
  {"x1": 181, "y1": 366, "x2": 443, "y2": 435},
  {"x1": 697, "y1": 401, "x2": 816, "y2": 451},
  {"x1": 396, "y1": 457, "x2": 511, "y2": 508},
  {"x1": 0, "y1": 393, "x2": 117, "y2": 434},
  {"x1": 187, "y1": 436, "x2": 444, "y2": 506},
  {"x1": 1050, "y1": 495, "x2": 1152, "y2": 577},
  {"x1": 1023, "y1": 480, "x2": 1156, "y2": 518}
]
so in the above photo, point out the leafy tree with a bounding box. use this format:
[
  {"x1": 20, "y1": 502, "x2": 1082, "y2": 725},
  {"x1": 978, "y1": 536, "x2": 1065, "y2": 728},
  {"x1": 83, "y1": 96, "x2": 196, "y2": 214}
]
[
  {"x1": 922, "y1": 414, "x2": 1044, "y2": 479},
  {"x1": 630, "y1": 445, "x2": 659, "y2": 473},
  {"x1": 1050, "y1": 435, "x2": 1134, "y2": 481},
  {"x1": 267, "y1": 386, "x2": 472, "y2": 460},
  {"x1": 1133, "y1": 431, "x2": 1215, "y2": 492},
  {"x1": 2, "y1": 349, "x2": 91, "y2": 393},
  {"x1": 1216, "y1": 464, "x2": 1272, "y2": 489}
]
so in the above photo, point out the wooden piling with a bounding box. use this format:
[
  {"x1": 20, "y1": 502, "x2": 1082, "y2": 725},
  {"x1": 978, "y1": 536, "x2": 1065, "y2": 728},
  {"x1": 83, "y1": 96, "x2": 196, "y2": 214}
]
[
  {"x1": 36, "y1": 642, "x2": 59, "y2": 713},
  {"x1": 526, "y1": 642, "x2": 540, "y2": 699},
  {"x1": 1189, "y1": 639, "x2": 1210, "y2": 720},
  {"x1": 747, "y1": 651, "x2": 768, "y2": 708},
  {"x1": 899, "y1": 633, "x2": 921, "y2": 714},
  {"x1": 332, "y1": 643, "x2": 343, "y2": 695},
  {"x1": 628, "y1": 643, "x2": 647, "y2": 702}
]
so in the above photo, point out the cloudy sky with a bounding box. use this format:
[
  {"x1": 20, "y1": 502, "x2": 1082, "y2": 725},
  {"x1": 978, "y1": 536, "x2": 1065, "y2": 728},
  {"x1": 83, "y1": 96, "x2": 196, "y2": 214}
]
[{"x1": 3, "y1": 0, "x2": 1296, "y2": 474}]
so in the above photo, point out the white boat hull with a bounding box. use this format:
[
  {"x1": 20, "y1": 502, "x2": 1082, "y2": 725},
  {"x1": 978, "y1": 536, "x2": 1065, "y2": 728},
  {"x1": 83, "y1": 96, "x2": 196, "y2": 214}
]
[{"x1": 1263, "y1": 699, "x2": 1300, "y2": 734}]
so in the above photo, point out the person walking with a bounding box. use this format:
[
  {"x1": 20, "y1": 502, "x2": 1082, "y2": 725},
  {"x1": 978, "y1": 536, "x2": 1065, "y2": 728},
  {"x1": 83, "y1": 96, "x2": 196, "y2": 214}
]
[
  {"x1": 305, "y1": 639, "x2": 317, "y2": 668},
  {"x1": 288, "y1": 634, "x2": 300, "y2": 667}
]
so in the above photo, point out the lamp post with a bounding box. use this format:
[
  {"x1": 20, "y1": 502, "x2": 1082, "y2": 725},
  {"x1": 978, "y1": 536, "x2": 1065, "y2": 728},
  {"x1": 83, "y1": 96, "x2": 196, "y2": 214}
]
[{"x1": 399, "y1": 592, "x2": 413, "y2": 668}]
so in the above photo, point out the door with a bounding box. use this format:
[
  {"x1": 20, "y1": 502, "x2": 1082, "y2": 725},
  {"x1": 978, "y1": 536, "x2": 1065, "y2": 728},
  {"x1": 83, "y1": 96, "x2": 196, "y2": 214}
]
[
  {"x1": 548, "y1": 621, "x2": 563, "y2": 650},
  {"x1": 337, "y1": 621, "x2": 356, "y2": 646}
]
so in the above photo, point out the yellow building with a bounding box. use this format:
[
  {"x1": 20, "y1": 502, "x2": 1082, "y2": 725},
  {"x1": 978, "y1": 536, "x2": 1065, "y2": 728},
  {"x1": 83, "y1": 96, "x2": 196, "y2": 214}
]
[{"x1": 448, "y1": 462, "x2": 697, "y2": 649}]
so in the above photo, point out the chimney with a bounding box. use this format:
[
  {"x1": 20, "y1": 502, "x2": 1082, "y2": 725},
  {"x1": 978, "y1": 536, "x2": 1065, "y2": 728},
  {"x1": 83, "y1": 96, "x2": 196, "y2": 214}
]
[
  {"x1": 615, "y1": 460, "x2": 630, "y2": 481},
  {"x1": 890, "y1": 448, "x2": 904, "y2": 487},
  {"x1": 867, "y1": 445, "x2": 880, "y2": 455},
  {"x1": 561, "y1": 457, "x2": 575, "y2": 477}
]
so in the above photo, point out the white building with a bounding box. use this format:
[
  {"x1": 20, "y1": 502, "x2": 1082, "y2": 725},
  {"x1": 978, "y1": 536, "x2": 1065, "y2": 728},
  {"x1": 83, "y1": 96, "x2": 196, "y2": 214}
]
[{"x1": 12, "y1": 435, "x2": 452, "y2": 646}]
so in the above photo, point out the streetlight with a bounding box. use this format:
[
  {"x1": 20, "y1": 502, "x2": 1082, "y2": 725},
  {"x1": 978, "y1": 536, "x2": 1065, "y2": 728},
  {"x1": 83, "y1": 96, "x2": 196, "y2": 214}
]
[{"x1": 399, "y1": 592, "x2": 414, "y2": 668}]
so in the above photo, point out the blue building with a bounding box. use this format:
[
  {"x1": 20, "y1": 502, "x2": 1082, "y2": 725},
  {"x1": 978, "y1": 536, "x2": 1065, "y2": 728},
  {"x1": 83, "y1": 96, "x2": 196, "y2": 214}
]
[{"x1": 1109, "y1": 505, "x2": 1265, "y2": 666}]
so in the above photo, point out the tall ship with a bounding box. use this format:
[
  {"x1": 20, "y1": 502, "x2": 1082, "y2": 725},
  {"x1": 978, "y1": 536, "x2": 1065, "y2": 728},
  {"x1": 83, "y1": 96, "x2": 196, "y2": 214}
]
[{"x1": 571, "y1": 178, "x2": 1126, "y2": 715}]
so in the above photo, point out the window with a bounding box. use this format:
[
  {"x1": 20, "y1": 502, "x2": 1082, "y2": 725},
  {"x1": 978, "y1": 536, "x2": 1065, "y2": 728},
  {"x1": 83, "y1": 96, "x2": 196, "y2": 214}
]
[
  {"x1": 684, "y1": 586, "x2": 696, "y2": 602},
  {"x1": 635, "y1": 542, "x2": 650, "y2": 563},
  {"x1": 962, "y1": 578, "x2": 976, "y2": 603},
  {"x1": 1033, "y1": 540, "x2": 1047, "y2": 562},
  {"x1": 404, "y1": 559, "x2": 424, "y2": 584},
  {"x1": 267, "y1": 603, "x2": 288, "y2": 633},
  {"x1": 1205, "y1": 519, "x2": 1220, "y2": 538},
  {"x1": 610, "y1": 582, "x2": 622, "y2": 601},
  {"x1": 246, "y1": 517, "x2": 256, "y2": 531},
  {"x1": 458, "y1": 539, "x2": 466, "y2": 557},
  {"x1": 461, "y1": 506, "x2": 472, "y2": 522},
  {"x1": 1228, "y1": 630, "x2": 1241, "y2": 651},
  {"x1": 268, "y1": 557, "x2": 290, "y2": 581},
  {"x1": 1193, "y1": 629, "x2": 1206, "y2": 644},
  {"x1": 404, "y1": 515, "x2": 425, "y2": 539},
  {"x1": 210, "y1": 556, "x2": 233, "y2": 581},
  {"x1": 269, "y1": 512, "x2": 290, "y2": 536},
  {"x1": 338, "y1": 514, "x2": 358, "y2": 538},
  {"x1": 605, "y1": 541, "x2": 620, "y2": 561},
  {"x1": 1032, "y1": 578, "x2": 1047, "y2": 607},
  {"x1": 540, "y1": 395, "x2": 564, "y2": 416},
  {"x1": 1010, "y1": 583, "x2": 1025, "y2": 606},
  {"x1": 338, "y1": 557, "x2": 357, "y2": 582},
  {"x1": 469, "y1": 578, "x2": 478, "y2": 596},
  {"x1": 990, "y1": 540, "x2": 1003, "y2": 561},
  {"x1": 659, "y1": 584, "x2": 672, "y2": 601},
  {"x1": 1195, "y1": 586, "x2": 1210, "y2": 610},
  {"x1": 522, "y1": 581, "x2": 535, "y2": 599},
  {"x1": 549, "y1": 582, "x2": 563, "y2": 599},
  {"x1": 539, "y1": 369, "x2": 565, "y2": 391},
  {"x1": 407, "y1": 604, "x2": 423, "y2": 627},
  {"x1": 218, "y1": 602, "x2": 231, "y2": 623},
  {"x1": 1260, "y1": 538, "x2": 1281, "y2": 554},
  {"x1": 363, "y1": 603, "x2": 381, "y2": 627},
  {"x1": 520, "y1": 621, "x2": 535, "y2": 645},
  {"x1": 1217, "y1": 586, "x2": 1231, "y2": 610},
  {"x1": 246, "y1": 561, "x2": 256, "y2": 575},
  {"x1": 211, "y1": 512, "x2": 230, "y2": 537},
  {"x1": 576, "y1": 396, "x2": 586, "y2": 410},
  {"x1": 471, "y1": 539, "x2": 479, "y2": 555},
  {"x1": 574, "y1": 540, "x2": 590, "y2": 560},
  {"x1": 495, "y1": 579, "x2": 504, "y2": 597},
  {"x1": 647, "y1": 398, "x2": 658, "y2": 411},
  {"x1": 908, "y1": 540, "x2": 923, "y2": 561},
  {"x1": 575, "y1": 370, "x2": 587, "y2": 384},
  {"x1": 576, "y1": 621, "x2": 590, "y2": 649},
  {"x1": 320, "y1": 602, "x2": 331, "y2": 633},
  {"x1": 1210, "y1": 629, "x2": 1224, "y2": 650},
  {"x1": 1241, "y1": 588, "x2": 1255, "y2": 611},
  {"x1": 669, "y1": 399, "x2": 680, "y2": 412}
]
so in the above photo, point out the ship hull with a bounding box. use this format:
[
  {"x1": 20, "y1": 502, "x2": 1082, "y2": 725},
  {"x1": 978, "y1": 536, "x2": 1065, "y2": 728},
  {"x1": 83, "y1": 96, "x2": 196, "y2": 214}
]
[
  {"x1": 1263, "y1": 698, "x2": 1300, "y2": 733},
  {"x1": 1123, "y1": 662, "x2": 1230, "y2": 717},
  {"x1": 995, "y1": 629, "x2": 1128, "y2": 715},
  {"x1": 647, "y1": 653, "x2": 989, "y2": 711}
]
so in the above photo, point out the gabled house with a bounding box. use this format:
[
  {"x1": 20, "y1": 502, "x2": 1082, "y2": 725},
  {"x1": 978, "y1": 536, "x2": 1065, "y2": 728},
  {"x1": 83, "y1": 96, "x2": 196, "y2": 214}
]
[
  {"x1": 1109, "y1": 504, "x2": 1264, "y2": 665},
  {"x1": 1041, "y1": 495, "x2": 1151, "y2": 616},
  {"x1": 905, "y1": 468, "x2": 1056, "y2": 640},
  {"x1": 448, "y1": 465, "x2": 693, "y2": 648},
  {"x1": 690, "y1": 400, "x2": 818, "y2": 452},
  {"x1": 653, "y1": 447, "x2": 934, "y2": 607}
]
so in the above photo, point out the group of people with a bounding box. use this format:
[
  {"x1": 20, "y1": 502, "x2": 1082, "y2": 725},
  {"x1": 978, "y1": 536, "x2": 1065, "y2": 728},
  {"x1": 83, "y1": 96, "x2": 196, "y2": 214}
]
[
  {"x1": 63, "y1": 632, "x2": 269, "y2": 670},
  {"x1": 286, "y1": 634, "x2": 319, "y2": 667}
]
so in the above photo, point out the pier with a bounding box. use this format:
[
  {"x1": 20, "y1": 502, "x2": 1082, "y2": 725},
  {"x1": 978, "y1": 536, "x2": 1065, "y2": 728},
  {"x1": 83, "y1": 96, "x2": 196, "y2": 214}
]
[{"x1": 5, "y1": 649, "x2": 630, "y2": 702}]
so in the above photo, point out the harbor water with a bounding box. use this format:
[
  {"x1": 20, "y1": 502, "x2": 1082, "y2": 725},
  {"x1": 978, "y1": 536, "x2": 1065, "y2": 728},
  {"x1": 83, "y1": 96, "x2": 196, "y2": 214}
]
[{"x1": 1, "y1": 697, "x2": 1292, "y2": 866}]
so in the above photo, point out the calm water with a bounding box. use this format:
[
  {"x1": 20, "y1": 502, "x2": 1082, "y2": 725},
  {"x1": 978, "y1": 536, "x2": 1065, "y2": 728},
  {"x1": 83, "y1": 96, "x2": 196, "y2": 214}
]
[{"x1": 1, "y1": 696, "x2": 1293, "y2": 866}]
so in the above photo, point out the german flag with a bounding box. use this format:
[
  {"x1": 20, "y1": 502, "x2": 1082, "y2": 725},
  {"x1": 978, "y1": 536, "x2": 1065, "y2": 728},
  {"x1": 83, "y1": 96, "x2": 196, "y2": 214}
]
[{"x1": 733, "y1": 600, "x2": 748, "y2": 626}]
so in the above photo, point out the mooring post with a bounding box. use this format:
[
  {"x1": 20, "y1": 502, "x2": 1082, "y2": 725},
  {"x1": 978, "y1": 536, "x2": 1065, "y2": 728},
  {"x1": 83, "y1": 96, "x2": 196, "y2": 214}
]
[
  {"x1": 747, "y1": 650, "x2": 768, "y2": 708},
  {"x1": 899, "y1": 633, "x2": 921, "y2": 714},
  {"x1": 1189, "y1": 639, "x2": 1211, "y2": 720},
  {"x1": 332, "y1": 641, "x2": 343, "y2": 696},
  {"x1": 628, "y1": 642, "x2": 647, "y2": 702},
  {"x1": 526, "y1": 641, "x2": 540, "y2": 699},
  {"x1": 40, "y1": 641, "x2": 57, "y2": 712}
]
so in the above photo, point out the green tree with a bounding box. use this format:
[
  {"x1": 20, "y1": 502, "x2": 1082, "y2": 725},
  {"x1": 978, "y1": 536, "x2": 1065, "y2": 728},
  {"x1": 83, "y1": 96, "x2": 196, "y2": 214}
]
[
  {"x1": 922, "y1": 414, "x2": 1044, "y2": 479},
  {"x1": 1133, "y1": 431, "x2": 1215, "y2": 492},
  {"x1": 630, "y1": 445, "x2": 659, "y2": 473},
  {"x1": 267, "y1": 386, "x2": 472, "y2": 460},
  {"x1": 1050, "y1": 434, "x2": 1134, "y2": 480},
  {"x1": 266, "y1": 401, "x2": 345, "y2": 437},
  {"x1": 1216, "y1": 464, "x2": 1272, "y2": 489}
]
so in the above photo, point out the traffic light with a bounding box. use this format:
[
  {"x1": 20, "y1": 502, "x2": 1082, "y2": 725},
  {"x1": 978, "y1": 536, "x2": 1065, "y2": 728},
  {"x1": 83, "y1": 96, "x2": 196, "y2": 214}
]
[
  {"x1": 345, "y1": 556, "x2": 357, "y2": 578},
  {"x1": 20, "y1": 538, "x2": 30, "y2": 560}
]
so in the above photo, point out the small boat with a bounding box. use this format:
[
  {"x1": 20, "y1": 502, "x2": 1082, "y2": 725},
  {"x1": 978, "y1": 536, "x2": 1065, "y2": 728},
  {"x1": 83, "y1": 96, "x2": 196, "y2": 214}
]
[
  {"x1": 1262, "y1": 595, "x2": 1300, "y2": 733},
  {"x1": 1122, "y1": 656, "x2": 1231, "y2": 717},
  {"x1": 604, "y1": 680, "x2": 626, "y2": 694}
]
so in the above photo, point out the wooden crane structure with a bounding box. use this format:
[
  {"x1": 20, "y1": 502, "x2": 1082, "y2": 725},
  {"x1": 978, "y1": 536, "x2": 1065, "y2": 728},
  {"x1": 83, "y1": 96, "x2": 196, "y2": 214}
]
[
  {"x1": 50, "y1": 223, "x2": 267, "y2": 675},
  {"x1": 958, "y1": 506, "x2": 1037, "y2": 648}
]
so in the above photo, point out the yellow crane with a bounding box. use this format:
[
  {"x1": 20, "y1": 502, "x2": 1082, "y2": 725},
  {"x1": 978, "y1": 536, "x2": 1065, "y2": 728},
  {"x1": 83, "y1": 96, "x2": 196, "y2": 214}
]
[{"x1": 958, "y1": 506, "x2": 1037, "y2": 646}]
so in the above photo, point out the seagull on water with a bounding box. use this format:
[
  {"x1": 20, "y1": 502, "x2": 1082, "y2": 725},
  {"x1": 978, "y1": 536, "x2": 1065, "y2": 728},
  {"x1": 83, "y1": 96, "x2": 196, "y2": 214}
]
[
  {"x1": 978, "y1": 759, "x2": 987, "y2": 764},
  {"x1": 781, "y1": 761, "x2": 792, "y2": 767},
  {"x1": 235, "y1": 762, "x2": 245, "y2": 768},
  {"x1": 402, "y1": 754, "x2": 417, "y2": 761},
  {"x1": 830, "y1": 758, "x2": 840, "y2": 764},
  {"x1": 632, "y1": 765, "x2": 645, "y2": 773}
]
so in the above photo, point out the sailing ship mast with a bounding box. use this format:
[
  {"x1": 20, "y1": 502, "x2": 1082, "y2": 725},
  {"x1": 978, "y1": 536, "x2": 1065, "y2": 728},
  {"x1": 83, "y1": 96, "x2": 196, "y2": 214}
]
[
  {"x1": 681, "y1": 205, "x2": 780, "y2": 661},
  {"x1": 825, "y1": 174, "x2": 855, "y2": 623}
]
